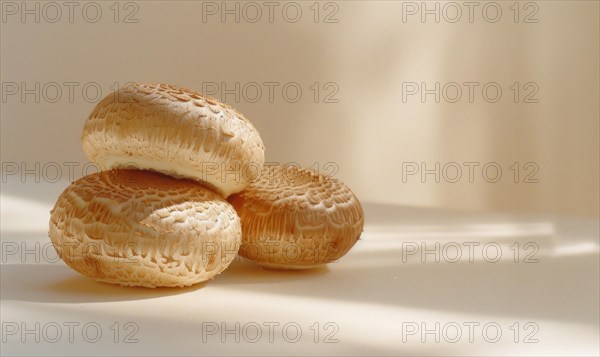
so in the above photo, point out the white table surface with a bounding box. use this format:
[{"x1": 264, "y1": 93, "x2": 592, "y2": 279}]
[{"x1": 1, "y1": 181, "x2": 599, "y2": 356}]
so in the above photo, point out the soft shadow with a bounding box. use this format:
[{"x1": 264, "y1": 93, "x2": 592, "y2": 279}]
[
  {"x1": 0, "y1": 264, "x2": 204, "y2": 303},
  {"x1": 216, "y1": 258, "x2": 330, "y2": 285},
  {"x1": 362, "y1": 201, "x2": 545, "y2": 229},
  {"x1": 0, "y1": 258, "x2": 330, "y2": 304},
  {"x1": 217, "y1": 252, "x2": 600, "y2": 326},
  {"x1": 211, "y1": 203, "x2": 599, "y2": 326}
]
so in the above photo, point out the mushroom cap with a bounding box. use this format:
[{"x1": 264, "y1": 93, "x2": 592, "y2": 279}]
[
  {"x1": 228, "y1": 164, "x2": 364, "y2": 269},
  {"x1": 49, "y1": 170, "x2": 241, "y2": 287},
  {"x1": 81, "y1": 83, "x2": 265, "y2": 197}
]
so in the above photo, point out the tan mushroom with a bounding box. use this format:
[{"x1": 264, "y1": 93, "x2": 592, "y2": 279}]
[
  {"x1": 49, "y1": 170, "x2": 241, "y2": 288},
  {"x1": 229, "y1": 164, "x2": 364, "y2": 269},
  {"x1": 82, "y1": 83, "x2": 265, "y2": 197}
]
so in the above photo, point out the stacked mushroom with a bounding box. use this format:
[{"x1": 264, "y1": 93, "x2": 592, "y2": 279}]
[{"x1": 49, "y1": 83, "x2": 364, "y2": 288}]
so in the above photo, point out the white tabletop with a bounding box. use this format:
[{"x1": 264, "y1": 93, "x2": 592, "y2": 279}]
[{"x1": 1, "y1": 183, "x2": 599, "y2": 356}]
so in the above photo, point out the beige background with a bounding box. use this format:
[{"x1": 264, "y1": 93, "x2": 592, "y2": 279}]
[
  {"x1": 1, "y1": 4, "x2": 599, "y2": 356},
  {"x1": 1, "y1": 0, "x2": 598, "y2": 217}
]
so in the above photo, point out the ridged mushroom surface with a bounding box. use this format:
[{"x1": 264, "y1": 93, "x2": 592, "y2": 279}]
[
  {"x1": 228, "y1": 164, "x2": 364, "y2": 269},
  {"x1": 81, "y1": 83, "x2": 265, "y2": 197},
  {"x1": 49, "y1": 170, "x2": 241, "y2": 288}
]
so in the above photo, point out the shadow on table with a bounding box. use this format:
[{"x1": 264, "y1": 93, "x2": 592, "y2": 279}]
[
  {"x1": 0, "y1": 259, "x2": 329, "y2": 304},
  {"x1": 0, "y1": 264, "x2": 204, "y2": 303},
  {"x1": 213, "y1": 202, "x2": 600, "y2": 326},
  {"x1": 2, "y1": 202, "x2": 598, "y2": 327}
]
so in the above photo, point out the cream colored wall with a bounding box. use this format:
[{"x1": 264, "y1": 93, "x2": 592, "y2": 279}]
[{"x1": 1, "y1": 1, "x2": 598, "y2": 217}]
